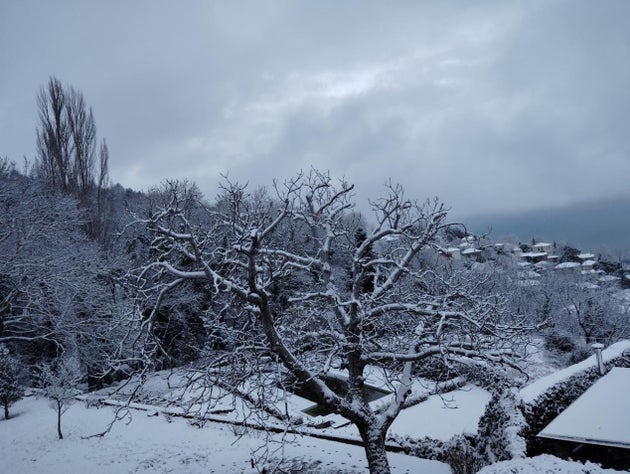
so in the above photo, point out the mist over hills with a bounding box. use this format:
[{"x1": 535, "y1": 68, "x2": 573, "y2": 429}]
[{"x1": 463, "y1": 195, "x2": 630, "y2": 255}]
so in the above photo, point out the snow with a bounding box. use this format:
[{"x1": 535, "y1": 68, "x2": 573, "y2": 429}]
[
  {"x1": 518, "y1": 270, "x2": 541, "y2": 279},
  {"x1": 578, "y1": 253, "x2": 596, "y2": 260},
  {"x1": 613, "y1": 289, "x2": 630, "y2": 302},
  {"x1": 520, "y1": 252, "x2": 548, "y2": 259},
  {"x1": 478, "y1": 454, "x2": 621, "y2": 473},
  {"x1": 461, "y1": 248, "x2": 480, "y2": 255},
  {"x1": 598, "y1": 275, "x2": 621, "y2": 282},
  {"x1": 389, "y1": 385, "x2": 491, "y2": 441},
  {"x1": 554, "y1": 262, "x2": 581, "y2": 270},
  {"x1": 519, "y1": 340, "x2": 630, "y2": 404},
  {"x1": 0, "y1": 396, "x2": 452, "y2": 474},
  {"x1": 538, "y1": 367, "x2": 630, "y2": 448}
]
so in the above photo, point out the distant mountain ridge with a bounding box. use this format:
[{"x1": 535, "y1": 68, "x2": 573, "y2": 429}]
[{"x1": 463, "y1": 195, "x2": 630, "y2": 254}]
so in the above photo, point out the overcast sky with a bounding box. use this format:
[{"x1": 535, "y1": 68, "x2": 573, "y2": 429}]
[{"x1": 1, "y1": 1, "x2": 629, "y2": 219}]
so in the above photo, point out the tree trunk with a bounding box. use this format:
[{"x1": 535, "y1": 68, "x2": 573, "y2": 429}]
[
  {"x1": 358, "y1": 424, "x2": 391, "y2": 474},
  {"x1": 4, "y1": 402, "x2": 8, "y2": 420},
  {"x1": 57, "y1": 402, "x2": 63, "y2": 439}
]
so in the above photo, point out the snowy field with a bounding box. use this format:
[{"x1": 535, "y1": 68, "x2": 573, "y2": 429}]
[{"x1": 0, "y1": 396, "x2": 451, "y2": 474}]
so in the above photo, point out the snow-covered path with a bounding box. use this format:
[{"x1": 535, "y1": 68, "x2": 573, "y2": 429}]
[{"x1": 0, "y1": 397, "x2": 451, "y2": 473}]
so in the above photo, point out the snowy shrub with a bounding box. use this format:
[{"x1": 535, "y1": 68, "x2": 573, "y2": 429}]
[
  {"x1": 442, "y1": 435, "x2": 486, "y2": 474},
  {"x1": 476, "y1": 388, "x2": 526, "y2": 463},
  {"x1": 0, "y1": 345, "x2": 24, "y2": 419},
  {"x1": 387, "y1": 434, "x2": 487, "y2": 474},
  {"x1": 386, "y1": 434, "x2": 445, "y2": 460},
  {"x1": 519, "y1": 350, "x2": 630, "y2": 455}
]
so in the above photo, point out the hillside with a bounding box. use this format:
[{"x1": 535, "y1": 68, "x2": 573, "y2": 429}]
[{"x1": 463, "y1": 195, "x2": 630, "y2": 254}]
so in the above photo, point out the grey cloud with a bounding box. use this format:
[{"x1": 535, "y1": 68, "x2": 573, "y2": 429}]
[{"x1": 1, "y1": 1, "x2": 629, "y2": 218}]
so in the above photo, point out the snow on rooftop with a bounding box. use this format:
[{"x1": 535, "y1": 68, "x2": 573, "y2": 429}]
[
  {"x1": 521, "y1": 252, "x2": 548, "y2": 258},
  {"x1": 389, "y1": 385, "x2": 491, "y2": 441},
  {"x1": 599, "y1": 275, "x2": 621, "y2": 282},
  {"x1": 554, "y1": 262, "x2": 581, "y2": 270},
  {"x1": 578, "y1": 253, "x2": 596, "y2": 260},
  {"x1": 461, "y1": 248, "x2": 481, "y2": 255},
  {"x1": 519, "y1": 340, "x2": 630, "y2": 404},
  {"x1": 533, "y1": 242, "x2": 552, "y2": 248},
  {"x1": 582, "y1": 260, "x2": 596, "y2": 266},
  {"x1": 538, "y1": 367, "x2": 630, "y2": 448}
]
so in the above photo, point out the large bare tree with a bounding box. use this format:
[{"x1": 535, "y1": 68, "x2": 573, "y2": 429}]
[
  {"x1": 35, "y1": 76, "x2": 111, "y2": 241},
  {"x1": 130, "y1": 170, "x2": 531, "y2": 473}
]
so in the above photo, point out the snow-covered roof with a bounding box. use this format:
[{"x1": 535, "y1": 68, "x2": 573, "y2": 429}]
[
  {"x1": 520, "y1": 341, "x2": 630, "y2": 404},
  {"x1": 554, "y1": 262, "x2": 581, "y2": 270},
  {"x1": 582, "y1": 260, "x2": 596, "y2": 266},
  {"x1": 532, "y1": 242, "x2": 552, "y2": 249},
  {"x1": 520, "y1": 252, "x2": 548, "y2": 258},
  {"x1": 599, "y1": 275, "x2": 621, "y2": 283},
  {"x1": 578, "y1": 253, "x2": 596, "y2": 260},
  {"x1": 461, "y1": 248, "x2": 481, "y2": 255},
  {"x1": 538, "y1": 367, "x2": 630, "y2": 449}
]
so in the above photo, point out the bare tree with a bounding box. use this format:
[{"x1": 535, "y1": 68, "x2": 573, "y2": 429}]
[
  {"x1": 130, "y1": 170, "x2": 532, "y2": 473},
  {"x1": 0, "y1": 345, "x2": 23, "y2": 419},
  {"x1": 34, "y1": 76, "x2": 111, "y2": 241},
  {"x1": 37, "y1": 358, "x2": 81, "y2": 439},
  {"x1": 0, "y1": 166, "x2": 125, "y2": 381}
]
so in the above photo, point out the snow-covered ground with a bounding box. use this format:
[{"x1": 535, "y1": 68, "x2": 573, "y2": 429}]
[
  {"x1": 0, "y1": 396, "x2": 451, "y2": 473},
  {"x1": 477, "y1": 454, "x2": 621, "y2": 474}
]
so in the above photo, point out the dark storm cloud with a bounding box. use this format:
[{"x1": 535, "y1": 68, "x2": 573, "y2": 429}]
[{"x1": 1, "y1": 1, "x2": 629, "y2": 217}]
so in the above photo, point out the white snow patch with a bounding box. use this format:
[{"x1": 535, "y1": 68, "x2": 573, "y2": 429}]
[
  {"x1": 0, "y1": 397, "x2": 452, "y2": 473},
  {"x1": 554, "y1": 262, "x2": 581, "y2": 270},
  {"x1": 478, "y1": 454, "x2": 622, "y2": 473},
  {"x1": 389, "y1": 385, "x2": 491, "y2": 441}
]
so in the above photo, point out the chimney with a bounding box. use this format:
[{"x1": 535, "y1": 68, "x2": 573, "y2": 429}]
[{"x1": 592, "y1": 343, "x2": 605, "y2": 375}]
